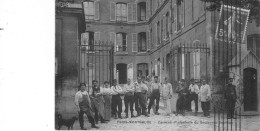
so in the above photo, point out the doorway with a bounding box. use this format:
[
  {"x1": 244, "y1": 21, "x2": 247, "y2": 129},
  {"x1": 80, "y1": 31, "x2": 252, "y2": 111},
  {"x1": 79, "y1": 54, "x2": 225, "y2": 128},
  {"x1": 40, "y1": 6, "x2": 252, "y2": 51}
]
[
  {"x1": 116, "y1": 63, "x2": 127, "y2": 84},
  {"x1": 243, "y1": 68, "x2": 258, "y2": 111}
]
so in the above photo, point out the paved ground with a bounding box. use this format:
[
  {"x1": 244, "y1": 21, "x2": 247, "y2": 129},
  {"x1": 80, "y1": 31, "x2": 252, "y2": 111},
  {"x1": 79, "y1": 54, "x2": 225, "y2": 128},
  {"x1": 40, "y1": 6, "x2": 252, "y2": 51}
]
[{"x1": 58, "y1": 104, "x2": 260, "y2": 131}]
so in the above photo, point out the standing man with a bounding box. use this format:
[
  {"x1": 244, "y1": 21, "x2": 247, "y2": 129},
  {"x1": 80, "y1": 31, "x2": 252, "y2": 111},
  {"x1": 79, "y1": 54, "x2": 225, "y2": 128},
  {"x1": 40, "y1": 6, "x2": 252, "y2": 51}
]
[
  {"x1": 134, "y1": 77, "x2": 149, "y2": 117},
  {"x1": 161, "y1": 77, "x2": 173, "y2": 116},
  {"x1": 175, "y1": 80, "x2": 186, "y2": 116},
  {"x1": 75, "y1": 83, "x2": 99, "y2": 130},
  {"x1": 111, "y1": 79, "x2": 124, "y2": 119},
  {"x1": 189, "y1": 79, "x2": 200, "y2": 116},
  {"x1": 147, "y1": 76, "x2": 162, "y2": 115},
  {"x1": 224, "y1": 78, "x2": 237, "y2": 119},
  {"x1": 89, "y1": 80, "x2": 107, "y2": 124},
  {"x1": 124, "y1": 78, "x2": 135, "y2": 118},
  {"x1": 146, "y1": 76, "x2": 156, "y2": 114},
  {"x1": 199, "y1": 79, "x2": 211, "y2": 118}
]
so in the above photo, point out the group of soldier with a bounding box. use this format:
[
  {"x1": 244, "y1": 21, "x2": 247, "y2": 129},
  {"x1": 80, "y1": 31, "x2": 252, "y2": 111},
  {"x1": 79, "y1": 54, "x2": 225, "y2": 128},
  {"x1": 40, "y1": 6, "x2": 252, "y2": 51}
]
[{"x1": 74, "y1": 75, "x2": 237, "y2": 130}]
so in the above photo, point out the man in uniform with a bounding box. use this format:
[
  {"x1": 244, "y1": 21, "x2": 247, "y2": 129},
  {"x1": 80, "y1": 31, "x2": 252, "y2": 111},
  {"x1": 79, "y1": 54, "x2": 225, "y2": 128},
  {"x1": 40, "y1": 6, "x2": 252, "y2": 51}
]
[{"x1": 224, "y1": 78, "x2": 237, "y2": 119}]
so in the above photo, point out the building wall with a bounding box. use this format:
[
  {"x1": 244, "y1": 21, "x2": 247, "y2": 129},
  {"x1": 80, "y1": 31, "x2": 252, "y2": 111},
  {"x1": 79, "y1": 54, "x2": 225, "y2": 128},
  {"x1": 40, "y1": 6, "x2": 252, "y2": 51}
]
[
  {"x1": 83, "y1": 0, "x2": 152, "y2": 83},
  {"x1": 55, "y1": 6, "x2": 84, "y2": 115},
  {"x1": 148, "y1": 0, "x2": 208, "y2": 83}
]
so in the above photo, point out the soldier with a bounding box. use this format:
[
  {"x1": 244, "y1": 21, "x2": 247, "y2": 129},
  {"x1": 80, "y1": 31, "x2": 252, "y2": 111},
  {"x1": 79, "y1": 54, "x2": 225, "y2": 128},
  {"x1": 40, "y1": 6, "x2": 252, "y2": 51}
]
[
  {"x1": 224, "y1": 78, "x2": 237, "y2": 119},
  {"x1": 147, "y1": 76, "x2": 162, "y2": 115},
  {"x1": 134, "y1": 77, "x2": 149, "y2": 117},
  {"x1": 175, "y1": 79, "x2": 186, "y2": 116}
]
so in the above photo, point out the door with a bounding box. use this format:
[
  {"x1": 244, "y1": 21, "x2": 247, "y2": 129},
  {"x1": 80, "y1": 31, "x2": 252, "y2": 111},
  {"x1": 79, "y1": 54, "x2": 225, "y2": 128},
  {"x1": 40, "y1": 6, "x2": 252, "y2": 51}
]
[
  {"x1": 116, "y1": 63, "x2": 127, "y2": 84},
  {"x1": 243, "y1": 68, "x2": 258, "y2": 111}
]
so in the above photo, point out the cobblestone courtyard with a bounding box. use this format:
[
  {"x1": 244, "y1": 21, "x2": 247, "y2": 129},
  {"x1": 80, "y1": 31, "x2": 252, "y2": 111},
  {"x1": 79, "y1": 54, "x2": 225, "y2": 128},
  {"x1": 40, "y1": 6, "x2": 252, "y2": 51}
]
[{"x1": 58, "y1": 103, "x2": 260, "y2": 131}]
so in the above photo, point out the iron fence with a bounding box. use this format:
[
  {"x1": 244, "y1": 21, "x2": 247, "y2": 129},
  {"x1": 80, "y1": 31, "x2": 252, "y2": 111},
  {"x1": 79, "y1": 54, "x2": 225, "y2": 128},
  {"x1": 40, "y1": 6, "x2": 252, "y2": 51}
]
[{"x1": 79, "y1": 40, "x2": 114, "y2": 92}]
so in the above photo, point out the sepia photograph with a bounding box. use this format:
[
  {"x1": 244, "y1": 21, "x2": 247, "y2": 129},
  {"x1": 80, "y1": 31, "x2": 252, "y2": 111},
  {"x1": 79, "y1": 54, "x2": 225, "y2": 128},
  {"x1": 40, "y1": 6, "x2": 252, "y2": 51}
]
[{"x1": 58, "y1": 0, "x2": 259, "y2": 130}]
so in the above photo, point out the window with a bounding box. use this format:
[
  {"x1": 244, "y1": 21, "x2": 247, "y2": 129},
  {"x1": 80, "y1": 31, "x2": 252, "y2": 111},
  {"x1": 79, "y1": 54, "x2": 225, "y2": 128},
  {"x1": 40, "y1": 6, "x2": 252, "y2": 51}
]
[
  {"x1": 191, "y1": 0, "x2": 194, "y2": 21},
  {"x1": 176, "y1": 0, "x2": 184, "y2": 31},
  {"x1": 116, "y1": 33, "x2": 127, "y2": 52},
  {"x1": 166, "y1": 12, "x2": 169, "y2": 38},
  {"x1": 181, "y1": 53, "x2": 185, "y2": 79},
  {"x1": 193, "y1": 51, "x2": 200, "y2": 79},
  {"x1": 83, "y1": 1, "x2": 94, "y2": 20},
  {"x1": 150, "y1": 28, "x2": 153, "y2": 49},
  {"x1": 150, "y1": 0, "x2": 153, "y2": 16},
  {"x1": 162, "y1": 57, "x2": 165, "y2": 70},
  {"x1": 81, "y1": 31, "x2": 94, "y2": 51},
  {"x1": 157, "y1": 21, "x2": 160, "y2": 45},
  {"x1": 138, "y1": 32, "x2": 147, "y2": 52},
  {"x1": 137, "y1": 63, "x2": 149, "y2": 78},
  {"x1": 116, "y1": 3, "x2": 127, "y2": 22},
  {"x1": 138, "y1": 2, "x2": 146, "y2": 21},
  {"x1": 161, "y1": 19, "x2": 163, "y2": 42},
  {"x1": 247, "y1": 34, "x2": 260, "y2": 57}
]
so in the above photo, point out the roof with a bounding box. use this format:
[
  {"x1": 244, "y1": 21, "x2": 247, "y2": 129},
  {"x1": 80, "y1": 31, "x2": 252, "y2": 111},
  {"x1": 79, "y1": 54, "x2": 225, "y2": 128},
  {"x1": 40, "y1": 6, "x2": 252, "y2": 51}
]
[{"x1": 228, "y1": 49, "x2": 260, "y2": 66}]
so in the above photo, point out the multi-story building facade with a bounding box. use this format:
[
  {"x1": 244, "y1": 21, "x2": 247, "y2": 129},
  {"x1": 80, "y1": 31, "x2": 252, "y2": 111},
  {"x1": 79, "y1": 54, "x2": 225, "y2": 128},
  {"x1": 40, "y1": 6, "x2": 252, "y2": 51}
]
[
  {"x1": 56, "y1": 0, "x2": 260, "y2": 115},
  {"x1": 79, "y1": 0, "x2": 208, "y2": 85}
]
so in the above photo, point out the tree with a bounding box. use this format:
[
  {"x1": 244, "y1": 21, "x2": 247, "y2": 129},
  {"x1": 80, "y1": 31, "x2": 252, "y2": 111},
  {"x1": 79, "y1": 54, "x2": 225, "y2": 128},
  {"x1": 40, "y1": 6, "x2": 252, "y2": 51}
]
[{"x1": 201, "y1": 0, "x2": 260, "y2": 26}]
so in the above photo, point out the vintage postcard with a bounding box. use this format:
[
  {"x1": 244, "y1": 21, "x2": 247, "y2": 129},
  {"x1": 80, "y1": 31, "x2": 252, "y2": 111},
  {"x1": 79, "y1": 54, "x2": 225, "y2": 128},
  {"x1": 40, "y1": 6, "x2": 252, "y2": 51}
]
[{"x1": 54, "y1": 0, "x2": 260, "y2": 130}]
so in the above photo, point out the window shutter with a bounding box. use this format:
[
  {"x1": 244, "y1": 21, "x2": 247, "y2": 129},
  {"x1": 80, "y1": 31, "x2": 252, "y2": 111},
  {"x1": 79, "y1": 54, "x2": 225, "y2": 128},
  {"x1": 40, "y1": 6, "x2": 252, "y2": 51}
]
[
  {"x1": 127, "y1": 3, "x2": 133, "y2": 22},
  {"x1": 110, "y1": 32, "x2": 116, "y2": 51},
  {"x1": 83, "y1": 2, "x2": 88, "y2": 21},
  {"x1": 94, "y1": 32, "x2": 100, "y2": 43},
  {"x1": 132, "y1": 33, "x2": 137, "y2": 52},
  {"x1": 126, "y1": 35, "x2": 128, "y2": 51},
  {"x1": 147, "y1": 31, "x2": 150, "y2": 50},
  {"x1": 196, "y1": 52, "x2": 200, "y2": 79},
  {"x1": 194, "y1": 0, "x2": 199, "y2": 20},
  {"x1": 146, "y1": 0, "x2": 150, "y2": 21},
  {"x1": 174, "y1": 4, "x2": 177, "y2": 33},
  {"x1": 110, "y1": 2, "x2": 116, "y2": 21},
  {"x1": 132, "y1": 3, "x2": 137, "y2": 22},
  {"x1": 182, "y1": 0, "x2": 185, "y2": 28},
  {"x1": 94, "y1": 1, "x2": 100, "y2": 20}
]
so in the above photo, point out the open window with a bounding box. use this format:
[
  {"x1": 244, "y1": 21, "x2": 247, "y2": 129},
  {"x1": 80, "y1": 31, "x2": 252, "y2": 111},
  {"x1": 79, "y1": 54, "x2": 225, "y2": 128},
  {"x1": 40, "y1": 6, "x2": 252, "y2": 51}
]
[
  {"x1": 157, "y1": 21, "x2": 161, "y2": 45},
  {"x1": 137, "y1": 63, "x2": 149, "y2": 78},
  {"x1": 176, "y1": 0, "x2": 184, "y2": 31},
  {"x1": 116, "y1": 32, "x2": 127, "y2": 52},
  {"x1": 138, "y1": 32, "x2": 147, "y2": 52},
  {"x1": 138, "y1": 2, "x2": 146, "y2": 21},
  {"x1": 81, "y1": 31, "x2": 94, "y2": 51},
  {"x1": 166, "y1": 12, "x2": 170, "y2": 38}
]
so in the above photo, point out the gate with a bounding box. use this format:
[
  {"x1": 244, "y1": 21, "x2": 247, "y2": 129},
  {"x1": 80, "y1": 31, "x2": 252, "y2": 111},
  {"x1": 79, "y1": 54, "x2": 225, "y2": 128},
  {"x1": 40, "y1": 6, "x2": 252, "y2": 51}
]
[
  {"x1": 79, "y1": 40, "x2": 114, "y2": 91},
  {"x1": 211, "y1": 2, "x2": 250, "y2": 131},
  {"x1": 169, "y1": 42, "x2": 210, "y2": 86}
]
